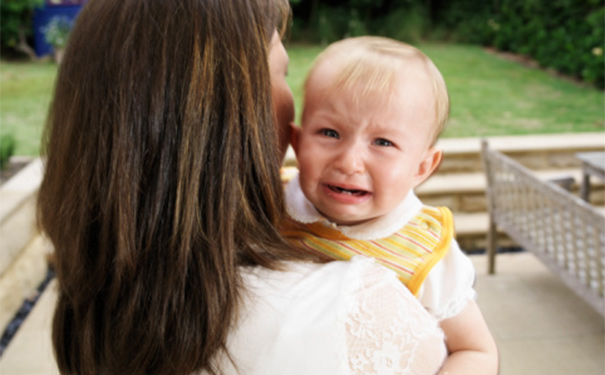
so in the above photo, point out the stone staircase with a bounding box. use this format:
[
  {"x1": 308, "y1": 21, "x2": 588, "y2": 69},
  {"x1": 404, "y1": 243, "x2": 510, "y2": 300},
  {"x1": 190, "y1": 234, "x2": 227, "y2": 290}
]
[{"x1": 284, "y1": 132, "x2": 605, "y2": 251}]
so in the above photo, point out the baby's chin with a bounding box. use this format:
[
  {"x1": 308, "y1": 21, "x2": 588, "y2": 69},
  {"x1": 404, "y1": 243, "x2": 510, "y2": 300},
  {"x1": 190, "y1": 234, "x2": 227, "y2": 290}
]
[{"x1": 316, "y1": 208, "x2": 377, "y2": 227}]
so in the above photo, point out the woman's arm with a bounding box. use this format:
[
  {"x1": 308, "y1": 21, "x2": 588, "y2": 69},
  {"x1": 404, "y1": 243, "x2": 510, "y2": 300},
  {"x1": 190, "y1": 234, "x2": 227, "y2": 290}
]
[{"x1": 438, "y1": 299, "x2": 499, "y2": 374}]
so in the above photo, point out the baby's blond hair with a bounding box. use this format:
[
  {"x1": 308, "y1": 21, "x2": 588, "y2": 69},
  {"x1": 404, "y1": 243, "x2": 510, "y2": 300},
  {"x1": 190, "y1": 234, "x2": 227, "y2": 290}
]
[{"x1": 304, "y1": 36, "x2": 449, "y2": 144}]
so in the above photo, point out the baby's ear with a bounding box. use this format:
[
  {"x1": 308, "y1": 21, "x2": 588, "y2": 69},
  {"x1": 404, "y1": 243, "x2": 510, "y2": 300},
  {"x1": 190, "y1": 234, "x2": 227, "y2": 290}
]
[
  {"x1": 414, "y1": 147, "x2": 443, "y2": 187},
  {"x1": 289, "y1": 122, "x2": 301, "y2": 155}
]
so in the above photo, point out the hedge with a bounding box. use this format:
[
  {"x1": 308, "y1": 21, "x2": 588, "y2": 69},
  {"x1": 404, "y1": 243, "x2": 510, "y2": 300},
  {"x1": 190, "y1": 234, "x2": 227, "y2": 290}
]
[
  {"x1": 289, "y1": 0, "x2": 604, "y2": 88},
  {"x1": 436, "y1": 0, "x2": 604, "y2": 88}
]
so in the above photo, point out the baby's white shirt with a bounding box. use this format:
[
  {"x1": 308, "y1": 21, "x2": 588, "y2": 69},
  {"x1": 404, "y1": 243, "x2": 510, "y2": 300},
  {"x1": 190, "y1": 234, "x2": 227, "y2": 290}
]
[{"x1": 285, "y1": 173, "x2": 476, "y2": 320}]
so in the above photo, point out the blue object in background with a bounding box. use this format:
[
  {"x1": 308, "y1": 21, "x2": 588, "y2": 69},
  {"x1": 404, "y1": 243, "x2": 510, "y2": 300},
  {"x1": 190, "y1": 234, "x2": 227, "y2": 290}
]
[{"x1": 33, "y1": 2, "x2": 85, "y2": 57}]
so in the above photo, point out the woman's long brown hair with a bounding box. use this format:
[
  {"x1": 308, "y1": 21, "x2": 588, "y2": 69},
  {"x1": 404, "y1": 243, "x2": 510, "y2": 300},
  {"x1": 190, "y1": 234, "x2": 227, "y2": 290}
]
[{"x1": 37, "y1": 0, "x2": 294, "y2": 373}]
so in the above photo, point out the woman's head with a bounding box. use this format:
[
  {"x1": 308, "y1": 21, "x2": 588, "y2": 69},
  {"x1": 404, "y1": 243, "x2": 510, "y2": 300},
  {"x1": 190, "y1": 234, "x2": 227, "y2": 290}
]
[
  {"x1": 269, "y1": 30, "x2": 295, "y2": 161},
  {"x1": 38, "y1": 0, "x2": 292, "y2": 374}
]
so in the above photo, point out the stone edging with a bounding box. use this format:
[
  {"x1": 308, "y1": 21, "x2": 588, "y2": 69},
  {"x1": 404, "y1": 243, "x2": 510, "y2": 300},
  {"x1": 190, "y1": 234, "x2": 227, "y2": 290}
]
[{"x1": 0, "y1": 158, "x2": 47, "y2": 334}]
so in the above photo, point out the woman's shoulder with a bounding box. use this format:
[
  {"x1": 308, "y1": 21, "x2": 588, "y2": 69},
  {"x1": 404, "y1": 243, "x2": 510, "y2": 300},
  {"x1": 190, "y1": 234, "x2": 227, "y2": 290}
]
[
  {"x1": 242, "y1": 256, "x2": 394, "y2": 302},
  {"x1": 239, "y1": 256, "x2": 384, "y2": 321},
  {"x1": 220, "y1": 258, "x2": 386, "y2": 374},
  {"x1": 219, "y1": 257, "x2": 446, "y2": 375}
]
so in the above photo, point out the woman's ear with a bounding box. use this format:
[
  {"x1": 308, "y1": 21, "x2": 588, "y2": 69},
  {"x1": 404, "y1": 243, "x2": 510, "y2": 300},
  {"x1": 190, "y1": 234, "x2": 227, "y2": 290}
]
[
  {"x1": 289, "y1": 122, "x2": 301, "y2": 156},
  {"x1": 414, "y1": 147, "x2": 443, "y2": 187}
]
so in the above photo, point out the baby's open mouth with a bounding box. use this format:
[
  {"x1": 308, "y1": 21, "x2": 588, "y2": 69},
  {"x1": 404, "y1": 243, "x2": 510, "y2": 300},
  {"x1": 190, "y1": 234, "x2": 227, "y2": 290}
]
[{"x1": 328, "y1": 184, "x2": 369, "y2": 197}]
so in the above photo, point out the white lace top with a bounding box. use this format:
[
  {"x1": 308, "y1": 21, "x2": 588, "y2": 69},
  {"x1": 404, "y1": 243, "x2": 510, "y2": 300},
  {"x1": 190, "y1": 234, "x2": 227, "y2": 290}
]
[
  {"x1": 285, "y1": 173, "x2": 476, "y2": 320},
  {"x1": 209, "y1": 257, "x2": 447, "y2": 375}
]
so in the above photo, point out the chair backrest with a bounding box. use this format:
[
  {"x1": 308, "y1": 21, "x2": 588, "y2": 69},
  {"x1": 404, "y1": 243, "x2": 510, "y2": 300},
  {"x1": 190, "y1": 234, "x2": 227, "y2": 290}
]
[{"x1": 481, "y1": 139, "x2": 605, "y2": 316}]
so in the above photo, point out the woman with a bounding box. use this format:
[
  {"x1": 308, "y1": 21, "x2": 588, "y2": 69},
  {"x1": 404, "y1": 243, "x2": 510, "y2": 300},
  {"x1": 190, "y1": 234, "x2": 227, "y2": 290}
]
[{"x1": 38, "y1": 0, "x2": 447, "y2": 374}]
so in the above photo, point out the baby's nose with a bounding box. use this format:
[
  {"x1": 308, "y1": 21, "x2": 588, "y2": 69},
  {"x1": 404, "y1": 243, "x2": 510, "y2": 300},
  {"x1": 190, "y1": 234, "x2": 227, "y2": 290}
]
[{"x1": 333, "y1": 145, "x2": 365, "y2": 175}]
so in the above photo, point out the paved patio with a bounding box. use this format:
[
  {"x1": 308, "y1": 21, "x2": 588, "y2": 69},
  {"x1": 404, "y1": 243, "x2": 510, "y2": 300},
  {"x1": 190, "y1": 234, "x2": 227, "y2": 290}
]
[{"x1": 0, "y1": 251, "x2": 603, "y2": 375}]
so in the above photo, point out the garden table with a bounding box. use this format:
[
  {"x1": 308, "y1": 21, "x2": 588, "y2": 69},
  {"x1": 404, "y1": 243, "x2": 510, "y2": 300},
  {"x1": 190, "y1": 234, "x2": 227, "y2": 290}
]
[{"x1": 576, "y1": 151, "x2": 605, "y2": 202}]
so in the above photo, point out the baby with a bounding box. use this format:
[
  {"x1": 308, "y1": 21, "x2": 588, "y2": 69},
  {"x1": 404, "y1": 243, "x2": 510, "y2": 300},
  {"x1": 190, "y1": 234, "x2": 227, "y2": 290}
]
[{"x1": 283, "y1": 36, "x2": 498, "y2": 374}]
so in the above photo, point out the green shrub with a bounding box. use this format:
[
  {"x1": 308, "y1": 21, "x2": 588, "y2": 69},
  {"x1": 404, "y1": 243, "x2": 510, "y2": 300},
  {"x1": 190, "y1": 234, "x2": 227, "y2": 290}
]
[
  {"x1": 0, "y1": 0, "x2": 44, "y2": 57},
  {"x1": 0, "y1": 134, "x2": 16, "y2": 171},
  {"x1": 345, "y1": 9, "x2": 368, "y2": 38},
  {"x1": 436, "y1": 0, "x2": 497, "y2": 44},
  {"x1": 290, "y1": 0, "x2": 430, "y2": 44},
  {"x1": 316, "y1": 5, "x2": 348, "y2": 44},
  {"x1": 286, "y1": 0, "x2": 604, "y2": 88},
  {"x1": 437, "y1": 0, "x2": 605, "y2": 88},
  {"x1": 377, "y1": 5, "x2": 428, "y2": 44}
]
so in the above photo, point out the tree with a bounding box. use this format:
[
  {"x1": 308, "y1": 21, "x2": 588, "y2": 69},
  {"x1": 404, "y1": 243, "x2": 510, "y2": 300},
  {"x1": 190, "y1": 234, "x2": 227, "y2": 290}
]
[{"x1": 1, "y1": 0, "x2": 44, "y2": 60}]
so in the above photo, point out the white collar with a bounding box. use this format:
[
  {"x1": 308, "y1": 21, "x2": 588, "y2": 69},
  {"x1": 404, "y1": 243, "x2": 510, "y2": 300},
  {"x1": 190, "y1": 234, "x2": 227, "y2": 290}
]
[{"x1": 285, "y1": 172, "x2": 423, "y2": 241}]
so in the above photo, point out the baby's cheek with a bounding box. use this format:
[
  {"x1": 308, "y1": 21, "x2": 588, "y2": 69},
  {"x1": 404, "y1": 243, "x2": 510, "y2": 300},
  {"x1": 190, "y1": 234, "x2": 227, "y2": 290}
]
[{"x1": 298, "y1": 164, "x2": 317, "y2": 190}]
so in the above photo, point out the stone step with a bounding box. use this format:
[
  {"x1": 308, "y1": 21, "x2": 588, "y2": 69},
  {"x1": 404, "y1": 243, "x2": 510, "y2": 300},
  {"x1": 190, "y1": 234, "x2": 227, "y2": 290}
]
[
  {"x1": 439, "y1": 132, "x2": 604, "y2": 155},
  {"x1": 454, "y1": 212, "x2": 488, "y2": 236},
  {"x1": 417, "y1": 168, "x2": 605, "y2": 213},
  {"x1": 452, "y1": 212, "x2": 496, "y2": 251},
  {"x1": 436, "y1": 132, "x2": 605, "y2": 174}
]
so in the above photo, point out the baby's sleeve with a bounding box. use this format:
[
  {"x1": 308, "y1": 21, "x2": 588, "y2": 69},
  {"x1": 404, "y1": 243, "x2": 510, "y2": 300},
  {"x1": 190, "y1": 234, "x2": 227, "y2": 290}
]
[{"x1": 417, "y1": 239, "x2": 477, "y2": 321}]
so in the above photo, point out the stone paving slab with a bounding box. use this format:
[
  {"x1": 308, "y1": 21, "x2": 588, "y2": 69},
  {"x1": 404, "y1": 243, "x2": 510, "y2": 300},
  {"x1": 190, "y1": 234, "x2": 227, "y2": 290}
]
[
  {"x1": 0, "y1": 279, "x2": 59, "y2": 375},
  {"x1": 472, "y1": 253, "x2": 605, "y2": 375}
]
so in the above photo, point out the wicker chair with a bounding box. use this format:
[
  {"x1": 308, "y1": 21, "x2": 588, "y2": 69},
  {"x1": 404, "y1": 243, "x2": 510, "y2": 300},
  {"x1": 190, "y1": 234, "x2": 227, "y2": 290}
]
[{"x1": 481, "y1": 140, "x2": 605, "y2": 316}]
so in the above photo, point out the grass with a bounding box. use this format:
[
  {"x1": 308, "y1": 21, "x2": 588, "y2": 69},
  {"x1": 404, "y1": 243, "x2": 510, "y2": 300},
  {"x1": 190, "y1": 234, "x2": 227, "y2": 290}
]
[
  {"x1": 1, "y1": 61, "x2": 57, "y2": 156},
  {"x1": 420, "y1": 44, "x2": 605, "y2": 138},
  {"x1": 1, "y1": 43, "x2": 603, "y2": 156},
  {"x1": 284, "y1": 44, "x2": 324, "y2": 126}
]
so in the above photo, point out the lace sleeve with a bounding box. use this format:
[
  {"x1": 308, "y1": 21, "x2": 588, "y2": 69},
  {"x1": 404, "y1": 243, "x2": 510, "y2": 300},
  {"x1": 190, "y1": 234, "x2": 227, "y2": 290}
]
[{"x1": 342, "y1": 257, "x2": 447, "y2": 375}]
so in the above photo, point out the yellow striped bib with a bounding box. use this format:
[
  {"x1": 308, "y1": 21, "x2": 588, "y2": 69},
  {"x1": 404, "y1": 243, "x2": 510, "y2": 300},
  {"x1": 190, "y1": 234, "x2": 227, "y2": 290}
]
[{"x1": 282, "y1": 206, "x2": 453, "y2": 296}]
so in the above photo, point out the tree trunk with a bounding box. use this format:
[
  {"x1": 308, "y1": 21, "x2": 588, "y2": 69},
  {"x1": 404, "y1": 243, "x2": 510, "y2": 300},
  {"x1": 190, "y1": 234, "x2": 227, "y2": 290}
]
[{"x1": 16, "y1": 27, "x2": 38, "y2": 61}]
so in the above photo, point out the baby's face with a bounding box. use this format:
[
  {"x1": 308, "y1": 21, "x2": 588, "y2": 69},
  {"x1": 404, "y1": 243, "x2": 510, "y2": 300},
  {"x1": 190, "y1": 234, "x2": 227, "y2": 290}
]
[{"x1": 293, "y1": 63, "x2": 440, "y2": 226}]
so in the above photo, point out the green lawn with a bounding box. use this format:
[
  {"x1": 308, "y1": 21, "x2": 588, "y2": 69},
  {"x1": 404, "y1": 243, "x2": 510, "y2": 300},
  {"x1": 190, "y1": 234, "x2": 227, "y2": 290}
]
[
  {"x1": 1, "y1": 61, "x2": 57, "y2": 156},
  {"x1": 1, "y1": 43, "x2": 603, "y2": 156},
  {"x1": 420, "y1": 44, "x2": 605, "y2": 138}
]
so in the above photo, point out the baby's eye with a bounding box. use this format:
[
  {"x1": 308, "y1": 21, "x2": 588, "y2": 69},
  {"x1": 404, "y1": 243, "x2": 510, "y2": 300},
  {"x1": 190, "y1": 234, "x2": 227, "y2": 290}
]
[
  {"x1": 374, "y1": 138, "x2": 393, "y2": 147},
  {"x1": 320, "y1": 129, "x2": 339, "y2": 139}
]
